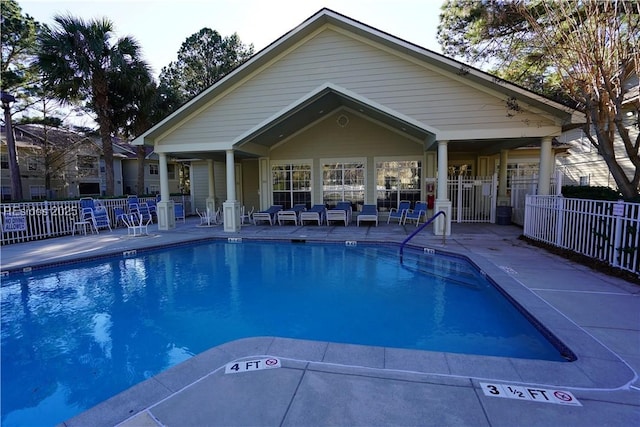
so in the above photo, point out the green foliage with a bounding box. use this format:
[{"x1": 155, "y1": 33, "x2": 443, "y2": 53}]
[
  {"x1": 562, "y1": 185, "x2": 623, "y2": 201},
  {"x1": 159, "y1": 28, "x2": 254, "y2": 107},
  {"x1": 437, "y1": 1, "x2": 556, "y2": 96},
  {"x1": 36, "y1": 14, "x2": 151, "y2": 196},
  {"x1": 0, "y1": 0, "x2": 39, "y2": 91},
  {"x1": 17, "y1": 115, "x2": 63, "y2": 127},
  {"x1": 438, "y1": 0, "x2": 640, "y2": 200}
]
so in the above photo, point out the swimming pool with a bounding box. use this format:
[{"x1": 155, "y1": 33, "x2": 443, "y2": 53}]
[{"x1": 1, "y1": 240, "x2": 570, "y2": 426}]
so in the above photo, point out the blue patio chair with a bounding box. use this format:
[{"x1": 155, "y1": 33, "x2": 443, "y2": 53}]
[
  {"x1": 114, "y1": 207, "x2": 126, "y2": 227},
  {"x1": 127, "y1": 195, "x2": 139, "y2": 213},
  {"x1": 403, "y1": 201, "x2": 428, "y2": 226},
  {"x1": 79, "y1": 197, "x2": 111, "y2": 232},
  {"x1": 174, "y1": 203, "x2": 185, "y2": 223},
  {"x1": 387, "y1": 200, "x2": 410, "y2": 224},
  {"x1": 130, "y1": 202, "x2": 154, "y2": 224}
]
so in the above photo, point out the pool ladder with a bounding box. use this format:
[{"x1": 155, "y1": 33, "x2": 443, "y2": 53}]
[{"x1": 399, "y1": 210, "x2": 447, "y2": 263}]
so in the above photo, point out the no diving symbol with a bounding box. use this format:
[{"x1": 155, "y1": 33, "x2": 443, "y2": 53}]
[
  {"x1": 554, "y1": 391, "x2": 573, "y2": 402},
  {"x1": 265, "y1": 358, "x2": 278, "y2": 367}
]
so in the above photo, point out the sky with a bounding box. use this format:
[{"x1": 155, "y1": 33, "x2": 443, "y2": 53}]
[{"x1": 20, "y1": 0, "x2": 446, "y2": 78}]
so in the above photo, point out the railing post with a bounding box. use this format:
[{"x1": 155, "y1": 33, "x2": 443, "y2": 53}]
[
  {"x1": 555, "y1": 196, "x2": 564, "y2": 248},
  {"x1": 44, "y1": 200, "x2": 52, "y2": 237},
  {"x1": 612, "y1": 200, "x2": 625, "y2": 267}
]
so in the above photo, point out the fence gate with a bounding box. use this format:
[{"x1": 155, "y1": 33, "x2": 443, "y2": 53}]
[{"x1": 447, "y1": 175, "x2": 497, "y2": 223}]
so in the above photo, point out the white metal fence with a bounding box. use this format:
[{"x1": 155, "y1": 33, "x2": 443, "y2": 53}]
[
  {"x1": 524, "y1": 195, "x2": 640, "y2": 274},
  {"x1": 1, "y1": 196, "x2": 191, "y2": 245},
  {"x1": 447, "y1": 175, "x2": 497, "y2": 223},
  {"x1": 510, "y1": 172, "x2": 563, "y2": 225}
]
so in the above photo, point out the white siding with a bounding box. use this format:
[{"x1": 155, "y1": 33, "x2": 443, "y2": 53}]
[
  {"x1": 191, "y1": 161, "x2": 228, "y2": 210},
  {"x1": 272, "y1": 110, "x2": 421, "y2": 159},
  {"x1": 557, "y1": 127, "x2": 637, "y2": 188},
  {"x1": 158, "y1": 28, "x2": 556, "y2": 147}
]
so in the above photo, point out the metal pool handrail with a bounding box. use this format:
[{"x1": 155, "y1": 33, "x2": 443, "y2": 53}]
[{"x1": 399, "y1": 210, "x2": 447, "y2": 263}]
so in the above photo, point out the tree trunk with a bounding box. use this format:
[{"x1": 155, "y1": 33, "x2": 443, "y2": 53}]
[
  {"x1": 97, "y1": 117, "x2": 115, "y2": 196},
  {"x1": 136, "y1": 145, "x2": 145, "y2": 194},
  {"x1": 93, "y1": 77, "x2": 115, "y2": 196},
  {"x1": 3, "y1": 103, "x2": 23, "y2": 200},
  {"x1": 589, "y1": 108, "x2": 640, "y2": 199}
]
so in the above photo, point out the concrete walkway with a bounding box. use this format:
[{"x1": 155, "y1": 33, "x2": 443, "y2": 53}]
[{"x1": 2, "y1": 218, "x2": 639, "y2": 426}]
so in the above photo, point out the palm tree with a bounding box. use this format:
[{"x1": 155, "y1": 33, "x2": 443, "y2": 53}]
[{"x1": 36, "y1": 14, "x2": 149, "y2": 196}]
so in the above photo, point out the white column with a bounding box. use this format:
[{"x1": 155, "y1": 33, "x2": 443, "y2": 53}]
[
  {"x1": 223, "y1": 149, "x2": 241, "y2": 232},
  {"x1": 226, "y1": 150, "x2": 236, "y2": 201},
  {"x1": 436, "y1": 140, "x2": 448, "y2": 201},
  {"x1": 157, "y1": 152, "x2": 175, "y2": 230},
  {"x1": 434, "y1": 140, "x2": 451, "y2": 237},
  {"x1": 538, "y1": 136, "x2": 553, "y2": 195},
  {"x1": 205, "y1": 159, "x2": 216, "y2": 214}
]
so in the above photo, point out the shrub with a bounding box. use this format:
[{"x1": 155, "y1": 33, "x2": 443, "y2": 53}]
[{"x1": 561, "y1": 185, "x2": 623, "y2": 201}]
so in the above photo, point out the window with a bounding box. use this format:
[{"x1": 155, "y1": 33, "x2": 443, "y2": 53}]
[
  {"x1": 30, "y1": 185, "x2": 46, "y2": 200},
  {"x1": 322, "y1": 162, "x2": 365, "y2": 207},
  {"x1": 376, "y1": 160, "x2": 421, "y2": 211},
  {"x1": 167, "y1": 164, "x2": 175, "y2": 179},
  {"x1": 272, "y1": 163, "x2": 311, "y2": 209},
  {"x1": 1, "y1": 154, "x2": 9, "y2": 169},
  {"x1": 28, "y1": 157, "x2": 39, "y2": 172},
  {"x1": 496, "y1": 162, "x2": 539, "y2": 192},
  {"x1": 149, "y1": 164, "x2": 159, "y2": 175},
  {"x1": 1, "y1": 186, "x2": 11, "y2": 201},
  {"x1": 448, "y1": 163, "x2": 473, "y2": 177},
  {"x1": 77, "y1": 155, "x2": 99, "y2": 178}
]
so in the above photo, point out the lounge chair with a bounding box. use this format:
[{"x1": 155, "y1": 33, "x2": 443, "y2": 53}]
[
  {"x1": 387, "y1": 200, "x2": 410, "y2": 224},
  {"x1": 357, "y1": 204, "x2": 379, "y2": 226},
  {"x1": 300, "y1": 204, "x2": 326, "y2": 225},
  {"x1": 403, "y1": 201, "x2": 428, "y2": 226},
  {"x1": 326, "y1": 201, "x2": 352, "y2": 226},
  {"x1": 253, "y1": 205, "x2": 283, "y2": 225},
  {"x1": 277, "y1": 204, "x2": 306, "y2": 226}
]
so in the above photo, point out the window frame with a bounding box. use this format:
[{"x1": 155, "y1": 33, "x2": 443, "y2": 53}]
[
  {"x1": 270, "y1": 161, "x2": 312, "y2": 209},
  {"x1": 374, "y1": 157, "x2": 422, "y2": 211},
  {"x1": 321, "y1": 158, "x2": 366, "y2": 208}
]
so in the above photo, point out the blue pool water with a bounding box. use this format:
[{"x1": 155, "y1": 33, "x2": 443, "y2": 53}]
[{"x1": 1, "y1": 241, "x2": 568, "y2": 426}]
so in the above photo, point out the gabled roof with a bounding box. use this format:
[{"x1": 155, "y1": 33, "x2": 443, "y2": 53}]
[
  {"x1": 133, "y1": 8, "x2": 583, "y2": 147},
  {"x1": 232, "y1": 83, "x2": 438, "y2": 149},
  {"x1": 7, "y1": 124, "x2": 93, "y2": 150}
]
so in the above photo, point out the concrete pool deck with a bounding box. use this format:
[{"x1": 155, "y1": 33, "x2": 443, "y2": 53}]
[{"x1": 1, "y1": 218, "x2": 639, "y2": 426}]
